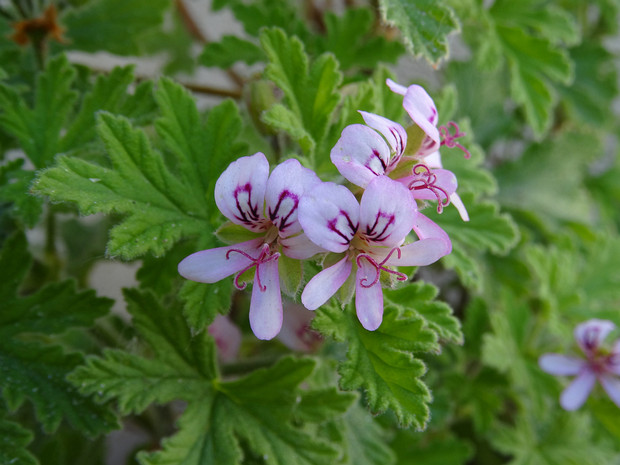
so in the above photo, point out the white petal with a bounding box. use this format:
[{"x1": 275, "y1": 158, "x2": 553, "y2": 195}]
[
  {"x1": 538, "y1": 354, "x2": 586, "y2": 376},
  {"x1": 178, "y1": 239, "x2": 264, "y2": 283},
  {"x1": 599, "y1": 374, "x2": 620, "y2": 408},
  {"x1": 386, "y1": 238, "x2": 450, "y2": 266},
  {"x1": 330, "y1": 124, "x2": 391, "y2": 188},
  {"x1": 265, "y1": 158, "x2": 320, "y2": 236},
  {"x1": 249, "y1": 258, "x2": 283, "y2": 340},
  {"x1": 560, "y1": 370, "x2": 596, "y2": 411},
  {"x1": 280, "y1": 233, "x2": 326, "y2": 259},
  {"x1": 301, "y1": 256, "x2": 352, "y2": 311},
  {"x1": 386, "y1": 78, "x2": 407, "y2": 96},
  {"x1": 403, "y1": 85, "x2": 440, "y2": 156},
  {"x1": 359, "y1": 176, "x2": 415, "y2": 248},
  {"x1": 574, "y1": 319, "x2": 616, "y2": 355},
  {"x1": 215, "y1": 152, "x2": 270, "y2": 232},
  {"x1": 412, "y1": 212, "x2": 451, "y2": 249},
  {"x1": 298, "y1": 182, "x2": 360, "y2": 253},
  {"x1": 359, "y1": 111, "x2": 407, "y2": 163},
  {"x1": 355, "y1": 260, "x2": 384, "y2": 331}
]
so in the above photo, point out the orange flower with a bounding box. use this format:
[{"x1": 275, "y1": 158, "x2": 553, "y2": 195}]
[{"x1": 10, "y1": 5, "x2": 65, "y2": 46}]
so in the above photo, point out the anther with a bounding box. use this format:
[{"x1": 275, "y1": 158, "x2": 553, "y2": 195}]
[
  {"x1": 226, "y1": 244, "x2": 280, "y2": 292},
  {"x1": 407, "y1": 164, "x2": 450, "y2": 213}
]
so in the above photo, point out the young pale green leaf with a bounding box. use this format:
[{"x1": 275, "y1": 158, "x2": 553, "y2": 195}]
[
  {"x1": 62, "y1": 0, "x2": 170, "y2": 56},
  {"x1": 377, "y1": 0, "x2": 459, "y2": 65},
  {"x1": 0, "y1": 416, "x2": 37, "y2": 465},
  {"x1": 0, "y1": 233, "x2": 117, "y2": 435},
  {"x1": 260, "y1": 28, "x2": 342, "y2": 163},
  {"x1": 0, "y1": 54, "x2": 77, "y2": 168},
  {"x1": 313, "y1": 303, "x2": 438, "y2": 429},
  {"x1": 384, "y1": 282, "x2": 462, "y2": 344},
  {"x1": 200, "y1": 35, "x2": 265, "y2": 68}
]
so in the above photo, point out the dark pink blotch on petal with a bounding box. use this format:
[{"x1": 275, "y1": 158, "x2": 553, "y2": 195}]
[{"x1": 574, "y1": 319, "x2": 616, "y2": 356}]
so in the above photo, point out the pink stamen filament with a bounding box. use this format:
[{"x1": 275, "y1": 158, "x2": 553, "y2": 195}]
[
  {"x1": 408, "y1": 164, "x2": 450, "y2": 213},
  {"x1": 355, "y1": 247, "x2": 408, "y2": 289},
  {"x1": 225, "y1": 244, "x2": 280, "y2": 292},
  {"x1": 439, "y1": 121, "x2": 471, "y2": 159}
]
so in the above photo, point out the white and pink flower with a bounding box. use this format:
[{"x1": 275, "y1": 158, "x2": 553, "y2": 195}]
[
  {"x1": 298, "y1": 175, "x2": 451, "y2": 331},
  {"x1": 178, "y1": 153, "x2": 322, "y2": 340},
  {"x1": 539, "y1": 319, "x2": 620, "y2": 410}
]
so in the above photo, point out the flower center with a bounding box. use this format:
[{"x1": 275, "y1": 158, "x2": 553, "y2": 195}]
[
  {"x1": 355, "y1": 247, "x2": 408, "y2": 288},
  {"x1": 407, "y1": 164, "x2": 450, "y2": 213},
  {"x1": 225, "y1": 243, "x2": 280, "y2": 292},
  {"x1": 439, "y1": 121, "x2": 471, "y2": 159}
]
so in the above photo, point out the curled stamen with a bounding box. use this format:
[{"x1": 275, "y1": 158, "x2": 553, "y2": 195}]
[
  {"x1": 226, "y1": 244, "x2": 280, "y2": 292},
  {"x1": 407, "y1": 164, "x2": 450, "y2": 213},
  {"x1": 439, "y1": 121, "x2": 471, "y2": 159},
  {"x1": 355, "y1": 247, "x2": 408, "y2": 289}
]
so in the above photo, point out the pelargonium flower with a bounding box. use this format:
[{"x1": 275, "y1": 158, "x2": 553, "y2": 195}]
[
  {"x1": 178, "y1": 153, "x2": 322, "y2": 340},
  {"x1": 539, "y1": 319, "x2": 620, "y2": 411},
  {"x1": 386, "y1": 78, "x2": 470, "y2": 220},
  {"x1": 330, "y1": 110, "x2": 458, "y2": 215},
  {"x1": 299, "y1": 175, "x2": 451, "y2": 331},
  {"x1": 208, "y1": 315, "x2": 242, "y2": 362}
]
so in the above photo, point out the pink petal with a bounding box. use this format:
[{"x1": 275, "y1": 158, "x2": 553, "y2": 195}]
[
  {"x1": 178, "y1": 239, "x2": 264, "y2": 283},
  {"x1": 330, "y1": 124, "x2": 391, "y2": 188},
  {"x1": 298, "y1": 182, "x2": 359, "y2": 253},
  {"x1": 599, "y1": 374, "x2": 620, "y2": 408},
  {"x1": 538, "y1": 354, "x2": 586, "y2": 376},
  {"x1": 412, "y1": 212, "x2": 452, "y2": 253},
  {"x1": 301, "y1": 256, "x2": 352, "y2": 310},
  {"x1": 423, "y1": 151, "x2": 443, "y2": 168},
  {"x1": 359, "y1": 111, "x2": 407, "y2": 165},
  {"x1": 574, "y1": 319, "x2": 616, "y2": 355},
  {"x1": 208, "y1": 315, "x2": 242, "y2": 362},
  {"x1": 277, "y1": 302, "x2": 322, "y2": 352},
  {"x1": 386, "y1": 78, "x2": 407, "y2": 96},
  {"x1": 560, "y1": 370, "x2": 596, "y2": 411},
  {"x1": 359, "y1": 176, "x2": 415, "y2": 248},
  {"x1": 249, "y1": 258, "x2": 283, "y2": 340},
  {"x1": 385, "y1": 238, "x2": 450, "y2": 266},
  {"x1": 450, "y1": 192, "x2": 470, "y2": 222},
  {"x1": 355, "y1": 260, "x2": 384, "y2": 331},
  {"x1": 280, "y1": 232, "x2": 326, "y2": 259},
  {"x1": 265, "y1": 158, "x2": 320, "y2": 236},
  {"x1": 402, "y1": 85, "x2": 440, "y2": 157},
  {"x1": 215, "y1": 152, "x2": 270, "y2": 232}
]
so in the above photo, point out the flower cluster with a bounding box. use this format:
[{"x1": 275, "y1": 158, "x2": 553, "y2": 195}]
[
  {"x1": 539, "y1": 319, "x2": 620, "y2": 410},
  {"x1": 178, "y1": 80, "x2": 469, "y2": 340}
]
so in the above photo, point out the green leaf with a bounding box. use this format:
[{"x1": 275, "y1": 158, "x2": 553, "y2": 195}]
[
  {"x1": 497, "y1": 25, "x2": 573, "y2": 137},
  {"x1": 62, "y1": 0, "x2": 170, "y2": 56},
  {"x1": 35, "y1": 80, "x2": 246, "y2": 260},
  {"x1": 200, "y1": 36, "x2": 265, "y2": 68},
  {"x1": 0, "y1": 232, "x2": 117, "y2": 435},
  {"x1": 337, "y1": 404, "x2": 396, "y2": 465},
  {"x1": 295, "y1": 388, "x2": 357, "y2": 423},
  {"x1": 70, "y1": 289, "x2": 216, "y2": 413},
  {"x1": 384, "y1": 282, "x2": 462, "y2": 344},
  {"x1": 0, "y1": 55, "x2": 77, "y2": 168},
  {"x1": 0, "y1": 416, "x2": 37, "y2": 465},
  {"x1": 491, "y1": 411, "x2": 618, "y2": 465},
  {"x1": 377, "y1": 0, "x2": 459, "y2": 65},
  {"x1": 321, "y1": 9, "x2": 405, "y2": 70},
  {"x1": 260, "y1": 28, "x2": 342, "y2": 163},
  {"x1": 392, "y1": 432, "x2": 473, "y2": 465},
  {"x1": 313, "y1": 303, "x2": 438, "y2": 429},
  {"x1": 0, "y1": 159, "x2": 43, "y2": 227}
]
